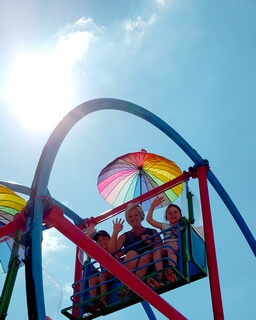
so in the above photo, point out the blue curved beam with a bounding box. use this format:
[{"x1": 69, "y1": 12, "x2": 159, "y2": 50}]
[
  {"x1": 0, "y1": 181, "x2": 83, "y2": 226},
  {"x1": 207, "y1": 170, "x2": 256, "y2": 255},
  {"x1": 26, "y1": 98, "x2": 256, "y2": 319},
  {"x1": 141, "y1": 301, "x2": 157, "y2": 320},
  {"x1": 0, "y1": 181, "x2": 31, "y2": 196}
]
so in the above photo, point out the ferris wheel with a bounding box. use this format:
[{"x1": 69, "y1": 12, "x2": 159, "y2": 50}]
[{"x1": 0, "y1": 98, "x2": 255, "y2": 320}]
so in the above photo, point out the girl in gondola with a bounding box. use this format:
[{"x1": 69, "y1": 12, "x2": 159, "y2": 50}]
[{"x1": 146, "y1": 196, "x2": 182, "y2": 286}]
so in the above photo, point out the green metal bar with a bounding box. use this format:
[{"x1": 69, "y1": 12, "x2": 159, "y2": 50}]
[
  {"x1": 186, "y1": 182, "x2": 195, "y2": 224},
  {"x1": 0, "y1": 230, "x2": 22, "y2": 320},
  {"x1": 180, "y1": 218, "x2": 190, "y2": 281}
]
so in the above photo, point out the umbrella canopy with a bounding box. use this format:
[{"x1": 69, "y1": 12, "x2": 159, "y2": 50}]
[
  {"x1": 97, "y1": 150, "x2": 183, "y2": 211},
  {"x1": 0, "y1": 185, "x2": 26, "y2": 273}
]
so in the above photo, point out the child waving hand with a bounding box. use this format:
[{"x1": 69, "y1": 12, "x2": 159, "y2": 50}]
[{"x1": 146, "y1": 196, "x2": 182, "y2": 285}]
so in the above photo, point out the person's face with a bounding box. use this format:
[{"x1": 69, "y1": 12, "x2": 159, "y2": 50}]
[
  {"x1": 96, "y1": 235, "x2": 110, "y2": 251},
  {"x1": 126, "y1": 207, "x2": 142, "y2": 227},
  {"x1": 166, "y1": 206, "x2": 181, "y2": 225}
]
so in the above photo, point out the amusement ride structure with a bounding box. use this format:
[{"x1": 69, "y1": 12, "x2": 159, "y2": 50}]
[{"x1": 0, "y1": 98, "x2": 255, "y2": 320}]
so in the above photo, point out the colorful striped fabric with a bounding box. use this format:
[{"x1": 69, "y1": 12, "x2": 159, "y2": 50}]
[
  {"x1": 97, "y1": 150, "x2": 183, "y2": 211},
  {"x1": 0, "y1": 185, "x2": 26, "y2": 273}
]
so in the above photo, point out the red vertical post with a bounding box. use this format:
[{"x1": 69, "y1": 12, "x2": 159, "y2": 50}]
[
  {"x1": 197, "y1": 165, "x2": 224, "y2": 320},
  {"x1": 72, "y1": 246, "x2": 83, "y2": 317}
]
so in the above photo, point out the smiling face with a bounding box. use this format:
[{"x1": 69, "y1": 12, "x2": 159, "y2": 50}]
[
  {"x1": 126, "y1": 207, "x2": 143, "y2": 227},
  {"x1": 96, "y1": 235, "x2": 110, "y2": 251},
  {"x1": 165, "y1": 205, "x2": 181, "y2": 226}
]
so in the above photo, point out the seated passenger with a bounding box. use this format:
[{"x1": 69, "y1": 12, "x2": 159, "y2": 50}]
[
  {"x1": 146, "y1": 196, "x2": 182, "y2": 286},
  {"x1": 85, "y1": 224, "x2": 116, "y2": 308},
  {"x1": 108, "y1": 203, "x2": 162, "y2": 296}
]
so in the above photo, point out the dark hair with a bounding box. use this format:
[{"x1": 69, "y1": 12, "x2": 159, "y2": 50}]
[
  {"x1": 92, "y1": 230, "x2": 110, "y2": 242},
  {"x1": 164, "y1": 204, "x2": 182, "y2": 221}
]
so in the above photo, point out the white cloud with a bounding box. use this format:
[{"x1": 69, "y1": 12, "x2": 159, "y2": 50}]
[
  {"x1": 155, "y1": 0, "x2": 176, "y2": 8},
  {"x1": 42, "y1": 228, "x2": 69, "y2": 256},
  {"x1": 53, "y1": 17, "x2": 104, "y2": 68},
  {"x1": 123, "y1": 14, "x2": 158, "y2": 47},
  {"x1": 62, "y1": 282, "x2": 73, "y2": 301},
  {"x1": 155, "y1": 0, "x2": 166, "y2": 6}
]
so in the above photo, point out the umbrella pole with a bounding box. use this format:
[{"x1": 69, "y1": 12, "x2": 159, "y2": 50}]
[
  {"x1": 139, "y1": 169, "x2": 142, "y2": 205},
  {"x1": 0, "y1": 229, "x2": 23, "y2": 320}
]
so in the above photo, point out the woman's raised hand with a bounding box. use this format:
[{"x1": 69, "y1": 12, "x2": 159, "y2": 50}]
[{"x1": 112, "y1": 218, "x2": 124, "y2": 234}]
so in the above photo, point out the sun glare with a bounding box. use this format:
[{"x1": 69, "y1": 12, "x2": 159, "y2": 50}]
[
  {"x1": 3, "y1": 25, "x2": 94, "y2": 132},
  {"x1": 4, "y1": 52, "x2": 73, "y2": 132}
]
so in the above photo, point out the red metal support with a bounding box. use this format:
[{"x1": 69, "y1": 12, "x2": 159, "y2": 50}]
[
  {"x1": 197, "y1": 165, "x2": 224, "y2": 320},
  {"x1": 72, "y1": 246, "x2": 83, "y2": 317},
  {"x1": 44, "y1": 206, "x2": 187, "y2": 320},
  {"x1": 0, "y1": 209, "x2": 26, "y2": 238}
]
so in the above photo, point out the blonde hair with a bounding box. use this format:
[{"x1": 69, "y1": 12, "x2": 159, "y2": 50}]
[{"x1": 125, "y1": 203, "x2": 145, "y2": 221}]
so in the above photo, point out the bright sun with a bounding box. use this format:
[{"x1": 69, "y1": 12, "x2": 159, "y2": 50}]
[
  {"x1": 4, "y1": 26, "x2": 93, "y2": 132},
  {"x1": 4, "y1": 51, "x2": 74, "y2": 132}
]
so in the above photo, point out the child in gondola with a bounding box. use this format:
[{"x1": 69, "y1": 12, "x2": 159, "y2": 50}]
[
  {"x1": 84, "y1": 224, "x2": 116, "y2": 310},
  {"x1": 146, "y1": 196, "x2": 182, "y2": 287}
]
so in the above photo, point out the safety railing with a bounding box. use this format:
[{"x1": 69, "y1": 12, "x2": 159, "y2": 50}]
[{"x1": 61, "y1": 217, "x2": 207, "y2": 320}]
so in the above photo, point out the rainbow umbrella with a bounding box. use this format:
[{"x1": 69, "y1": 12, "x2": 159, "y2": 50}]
[
  {"x1": 0, "y1": 185, "x2": 26, "y2": 273},
  {"x1": 97, "y1": 149, "x2": 183, "y2": 211}
]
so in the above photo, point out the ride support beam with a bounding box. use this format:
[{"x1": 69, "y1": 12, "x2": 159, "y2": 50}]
[
  {"x1": 45, "y1": 206, "x2": 188, "y2": 320},
  {"x1": 0, "y1": 210, "x2": 26, "y2": 239},
  {"x1": 72, "y1": 246, "x2": 83, "y2": 317},
  {"x1": 197, "y1": 165, "x2": 224, "y2": 320}
]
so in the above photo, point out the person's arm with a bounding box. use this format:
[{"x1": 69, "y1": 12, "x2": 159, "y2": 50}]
[
  {"x1": 79, "y1": 223, "x2": 96, "y2": 262},
  {"x1": 108, "y1": 218, "x2": 125, "y2": 253},
  {"x1": 141, "y1": 228, "x2": 163, "y2": 248},
  {"x1": 151, "y1": 229, "x2": 163, "y2": 248},
  {"x1": 84, "y1": 223, "x2": 96, "y2": 239},
  {"x1": 146, "y1": 196, "x2": 165, "y2": 230}
]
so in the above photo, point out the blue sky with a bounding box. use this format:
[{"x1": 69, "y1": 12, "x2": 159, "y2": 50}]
[{"x1": 0, "y1": 0, "x2": 256, "y2": 319}]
